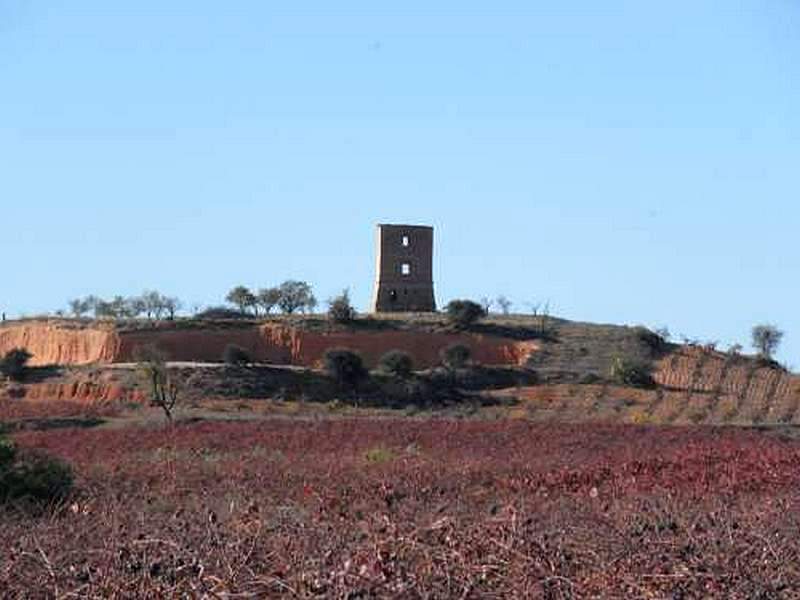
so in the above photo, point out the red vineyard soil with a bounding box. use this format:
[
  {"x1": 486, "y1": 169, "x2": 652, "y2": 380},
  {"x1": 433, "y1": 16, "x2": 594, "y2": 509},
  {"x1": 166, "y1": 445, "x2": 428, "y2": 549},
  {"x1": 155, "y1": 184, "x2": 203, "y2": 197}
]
[{"x1": 3, "y1": 420, "x2": 800, "y2": 597}]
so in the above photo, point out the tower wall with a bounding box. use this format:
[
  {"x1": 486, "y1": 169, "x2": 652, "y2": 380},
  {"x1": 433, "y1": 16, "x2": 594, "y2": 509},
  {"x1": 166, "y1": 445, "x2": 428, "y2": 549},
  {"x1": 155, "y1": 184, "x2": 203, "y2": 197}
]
[{"x1": 372, "y1": 224, "x2": 436, "y2": 313}]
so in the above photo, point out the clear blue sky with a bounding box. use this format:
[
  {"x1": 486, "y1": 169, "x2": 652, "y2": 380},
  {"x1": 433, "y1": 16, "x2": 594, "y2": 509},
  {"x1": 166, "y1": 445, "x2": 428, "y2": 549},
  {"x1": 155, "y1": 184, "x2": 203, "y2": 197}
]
[{"x1": 1, "y1": 1, "x2": 799, "y2": 363}]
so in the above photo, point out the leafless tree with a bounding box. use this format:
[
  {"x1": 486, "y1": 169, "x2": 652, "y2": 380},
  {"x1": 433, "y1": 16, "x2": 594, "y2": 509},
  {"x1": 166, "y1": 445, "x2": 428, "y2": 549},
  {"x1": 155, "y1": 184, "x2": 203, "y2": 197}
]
[
  {"x1": 496, "y1": 296, "x2": 512, "y2": 315},
  {"x1": 135, "y1": 345, "x2": 180, "y2": 424}
]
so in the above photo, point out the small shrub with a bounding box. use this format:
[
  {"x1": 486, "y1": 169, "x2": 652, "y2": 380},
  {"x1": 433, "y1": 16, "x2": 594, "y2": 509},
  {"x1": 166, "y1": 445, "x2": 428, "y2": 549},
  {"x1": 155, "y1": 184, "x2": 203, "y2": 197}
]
[
  {"x1": 445, "y1": 300, "x2": 487, "y2": 329},
  {"x1": 323, "y1": 348, "x2": 367, "y2": 389},
  {"x1": 364, "y1": 447, "x2": 395, "y2": 464},
  {"x1": 0, "y1": 437, "x2": 73, "y2": 506},
  {"x1": 441, "y1": 344, "x2": 472, "y2": 370},
  {"x1": 0, "y1": 348, "x2": 33, "y2": 382},
  {"x1": 634, "y1": 326, "x2": 668, "y2": 355},
  {"x1": 328, "y1": 290, "x2": 356, "y2": 324},
  {"x1": 610, "y1": 356, "x2": 656, "y2": 389},
  {"x1": 194, "y1": 306, "x2": 252, "y2": 320},
  {"x1": 378, "y1": 350, "x2": 414, "y2": 379},
  {"x1": 0, "y1": 437, "x2": 15, "y2": 468},
  {"x1": 579, "y1": 373, "x2": 603, "y2": 385},
  {"x1": 223, "y1": 344, "x2": 252, "y2": 366},
  {"x1": 628, "y1": 410, "x2": 651, "y2": 425}
]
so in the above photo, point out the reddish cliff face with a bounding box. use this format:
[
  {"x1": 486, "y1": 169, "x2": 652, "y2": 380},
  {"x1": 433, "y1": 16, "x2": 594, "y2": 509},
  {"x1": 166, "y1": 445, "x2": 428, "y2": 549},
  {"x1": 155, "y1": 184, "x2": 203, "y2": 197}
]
[
  {"x1": 117, "y1": 324, "x2": 537, "y2": 369},
  {"x1": 260, "y1": 325, "x2": 537, "y2": 369},
  {"x1": 14, "y1": 382, "x2": 145, "y2": 404},
  {"x1": 0, "y1": 322, "x2": 119, "y2": 366},
  {"x1": 117, "y1": 326, "x2": 291, "y2": 365},
  {"x1": 0, "y1": 321, "x2": 538, "y2": 369}
]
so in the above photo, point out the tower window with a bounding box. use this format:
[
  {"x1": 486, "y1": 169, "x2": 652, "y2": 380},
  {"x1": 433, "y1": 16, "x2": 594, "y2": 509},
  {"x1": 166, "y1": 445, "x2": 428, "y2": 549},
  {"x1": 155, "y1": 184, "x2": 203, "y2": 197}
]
[
  {"x1": 401, "y1": 263, "x2": 411, "y2": 276},
  {"x1": 402, "y1": 235, "x2": 410, "y2": 247}
]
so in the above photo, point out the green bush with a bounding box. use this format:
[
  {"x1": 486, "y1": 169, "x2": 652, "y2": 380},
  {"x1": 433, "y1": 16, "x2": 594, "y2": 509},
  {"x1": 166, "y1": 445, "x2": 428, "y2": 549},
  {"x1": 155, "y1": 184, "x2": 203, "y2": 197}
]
[
  {"x1": 634, "y1": 326, "x2": 669, "y2": 355},
  {"x1": 223, "y1": 344, "x2": 252, "y2": 366},
  {"x1": 441, "y1": 344, "x2": 472, "y2": 370},
  {"x1": 328, "y1": 290, "x2": 356, "y2": 324},
  {"x1": 378, "y1": 350, "x2": 414, "y2": 379},
  {"x1": 445, "y1": 300, "x2": 487, "y2": 329},
  {"x1": 0, "y1": 437, "x2": 73, "y2": 506},
  {"x1": 0, "y1": 348, "x2": 33, "y2": 382},
  {"x1": 610, "y1": 356, "x2": 656, "y2": 389},
  {"x1": 0, "y1": 438, "x2": 15, "y2": 468},
  {"x1": 323, "y1": 348, "x2": 367, "y2": 388}
]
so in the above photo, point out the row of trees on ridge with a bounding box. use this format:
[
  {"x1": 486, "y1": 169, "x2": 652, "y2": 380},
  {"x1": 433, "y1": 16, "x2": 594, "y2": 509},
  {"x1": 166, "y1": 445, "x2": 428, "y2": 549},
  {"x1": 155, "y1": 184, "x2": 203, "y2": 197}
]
[
  {"x1": 226, "y1": 281, "x2": 317, "y2": 316},
  {"x1": 68, "y1": 291, "x2": 181, "y2": 320}
]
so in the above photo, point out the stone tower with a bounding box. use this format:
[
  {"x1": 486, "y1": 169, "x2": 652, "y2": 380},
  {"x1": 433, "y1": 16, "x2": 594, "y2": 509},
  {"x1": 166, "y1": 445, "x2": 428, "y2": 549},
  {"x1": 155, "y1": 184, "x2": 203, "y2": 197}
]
[{"x1": 372, "y1": 224, "x2": 436, "y2": 313}]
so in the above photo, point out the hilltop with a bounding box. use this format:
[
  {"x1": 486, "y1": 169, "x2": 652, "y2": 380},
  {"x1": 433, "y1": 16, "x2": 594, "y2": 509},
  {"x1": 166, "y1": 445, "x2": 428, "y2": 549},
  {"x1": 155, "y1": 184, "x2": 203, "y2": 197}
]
[{"x1": 1, "y1": 313, "x2": 796, "y2": 427}]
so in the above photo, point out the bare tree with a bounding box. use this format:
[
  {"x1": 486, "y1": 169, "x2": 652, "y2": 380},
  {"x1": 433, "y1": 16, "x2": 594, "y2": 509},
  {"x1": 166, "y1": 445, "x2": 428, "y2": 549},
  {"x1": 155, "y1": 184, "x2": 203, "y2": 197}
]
[
  {"x1": 163, "y1": 297, "x2": 182, "y2": 320},
  {"x1": 529, "y1": 300, "x2": 554, "y2": 336},
  {"x1": 479, "y1": 297, "x2": 494, "y2": 314},
  {"x1": 135, "y1": 345, "x2": 180, "y2": 423},
  {"x1": 496, "y1": 296, "x2": 512, "y2": 315}
]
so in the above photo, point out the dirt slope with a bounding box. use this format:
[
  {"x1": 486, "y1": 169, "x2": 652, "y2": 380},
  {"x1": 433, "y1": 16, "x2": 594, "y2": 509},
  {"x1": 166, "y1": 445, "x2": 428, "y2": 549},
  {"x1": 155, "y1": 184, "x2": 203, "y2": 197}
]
[
  {"x1": 0, "y1": 321, "x2": 119, "y2": 366},
  {"x1": 6, "y1": 318, "x2": 798, "y2": 426},
  {"x1": 493, "y1": 348, "x2": 800, "y2": 426}
]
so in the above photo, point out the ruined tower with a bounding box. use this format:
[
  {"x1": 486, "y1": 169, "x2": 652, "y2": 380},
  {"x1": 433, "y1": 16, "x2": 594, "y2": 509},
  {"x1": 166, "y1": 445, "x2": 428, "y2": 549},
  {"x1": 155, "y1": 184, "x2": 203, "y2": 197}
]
[{"x1": 371, "y1": 224, "x2": 436, "y2": 313}]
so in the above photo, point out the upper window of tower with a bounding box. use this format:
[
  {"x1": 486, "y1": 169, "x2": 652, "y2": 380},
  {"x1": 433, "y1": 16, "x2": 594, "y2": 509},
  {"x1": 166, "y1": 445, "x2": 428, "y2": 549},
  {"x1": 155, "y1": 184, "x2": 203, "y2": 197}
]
[
  {"x1": 401, "y1": 263, "x2": 411, "y2": 276},
  {"x1": 402, "y1": 235, "x2": 410, "y2": 247}
]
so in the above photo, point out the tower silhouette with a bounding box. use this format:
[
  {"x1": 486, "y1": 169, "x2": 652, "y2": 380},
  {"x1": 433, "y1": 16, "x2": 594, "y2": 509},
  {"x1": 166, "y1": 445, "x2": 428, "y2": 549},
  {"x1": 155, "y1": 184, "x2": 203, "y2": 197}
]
[{"x1": 371, "y1": 224, "x2": 436, "y2": 313}]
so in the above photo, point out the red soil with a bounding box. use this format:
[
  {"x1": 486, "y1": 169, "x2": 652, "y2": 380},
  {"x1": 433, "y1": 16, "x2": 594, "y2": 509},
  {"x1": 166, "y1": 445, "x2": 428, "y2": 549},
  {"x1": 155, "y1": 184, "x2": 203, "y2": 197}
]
[
  {"x1": 0, "y1": 322, "x2": 119, "y2": 366},
  {"x1": 4, "y1": 420, "x2": 800, "y2": 596},
  {"x1": 16, "y1": 382, "x2": 145, "y2": 404},
  {"x1": 0, "y1": 321, "x2": 536, "y2": 369}
]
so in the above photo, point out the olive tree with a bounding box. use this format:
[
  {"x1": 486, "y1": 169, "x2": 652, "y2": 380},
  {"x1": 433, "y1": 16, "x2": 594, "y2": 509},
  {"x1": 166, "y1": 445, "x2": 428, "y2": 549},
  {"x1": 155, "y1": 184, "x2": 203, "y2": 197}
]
[
  {"x1": 445, "y1": 300, "x2": 487, "y2": 329},
  {"x1": 752, "y1": 324, "x2": 784, "y2": 360},
  {"x1": 277, "y1": 280, "x2": 316, "y2": 315},
  {"x1": 323, "y1": 348, "x2": 367, "y2": 389},
  {"x1": 257, "y1": 287, "x2": 281, "y2": 315},
  {"x1": 226, "y1": 286, "x2": 258, "y2": 316}
]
